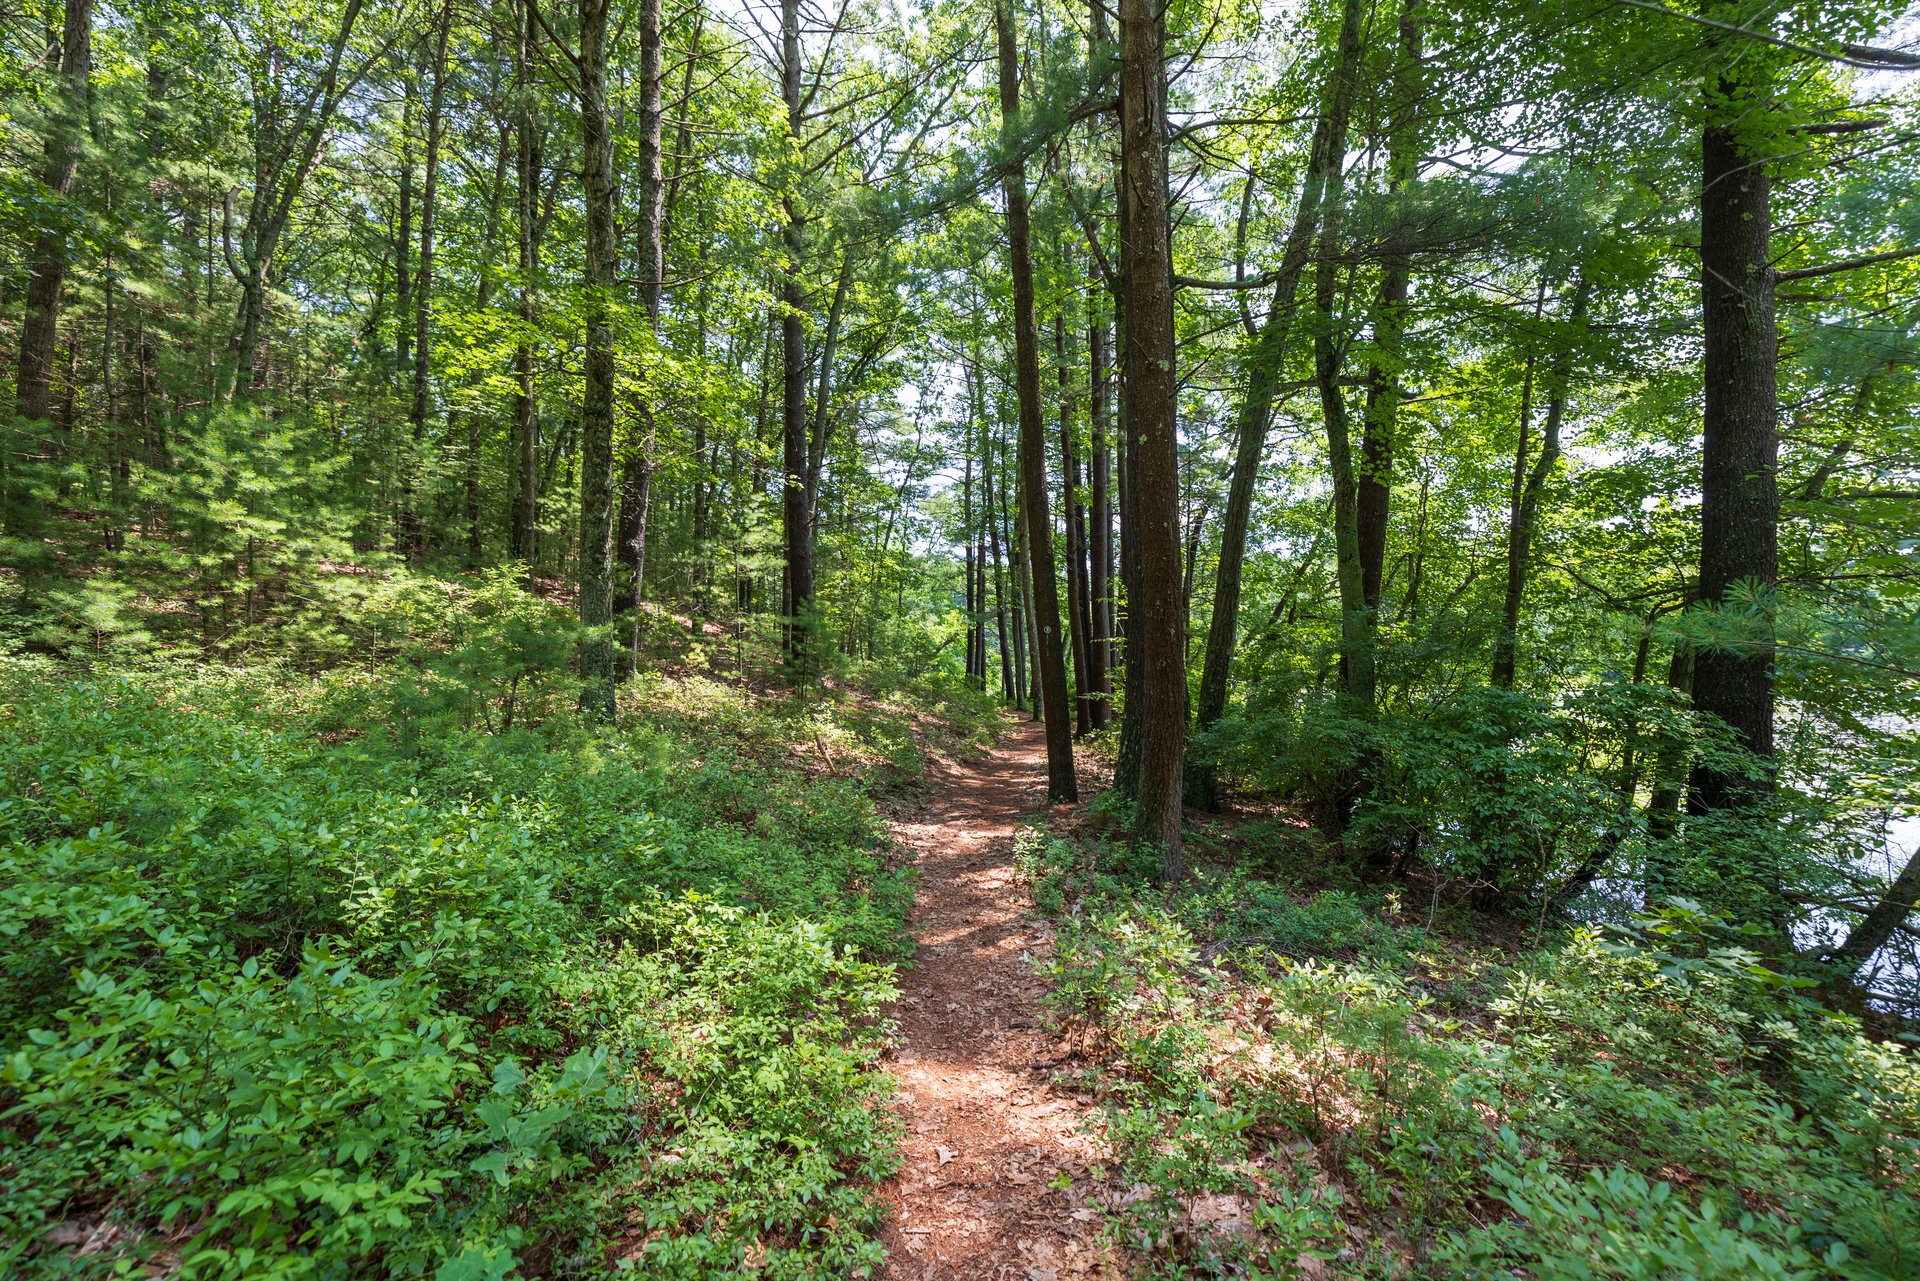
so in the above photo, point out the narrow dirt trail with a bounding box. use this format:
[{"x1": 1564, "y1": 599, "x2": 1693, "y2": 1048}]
[{"x1": 876, "y1": 721, "x2": 1118, "y2": 1281}]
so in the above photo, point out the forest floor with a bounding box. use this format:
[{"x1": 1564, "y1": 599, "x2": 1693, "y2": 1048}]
[{"x1": 876, "y1": 720, "x2": 1124, "y2": 1281}]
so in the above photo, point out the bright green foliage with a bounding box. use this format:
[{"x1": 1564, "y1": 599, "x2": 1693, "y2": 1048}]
[{"x1": 0, "y1": 640, "x2": 922, "y2": 1278}]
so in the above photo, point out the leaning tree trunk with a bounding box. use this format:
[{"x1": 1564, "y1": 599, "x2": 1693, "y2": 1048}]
[
  {"x1": 1830, "y1": 847, "x2": 1920, "y2": 977},
  {"x1": 1118, "y1": 0, "x2": 1183, "y2": 875},
  {"x1": 1689, "y1": 43, "x2": 1779, "y2": 815},
  {"x1": 1186, "y1": 104, "x2": 1336, "y2": 809},
  {"x1": 576, "y1": 0, "x2": 619, "y2": 720},
  {"x1": 996, "y1": 0, "x2": 1076, "y2": 801},
  {"x1": 1492, "y1": 276, "x2": 1587, "y2": 689}
]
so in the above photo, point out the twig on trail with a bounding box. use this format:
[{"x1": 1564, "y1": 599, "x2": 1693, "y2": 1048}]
[{"x1": 814, "y1": 729, "x2": 842, "y2": 776}]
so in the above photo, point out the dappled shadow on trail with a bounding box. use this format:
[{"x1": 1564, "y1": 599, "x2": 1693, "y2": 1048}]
[{"x1": 876, "y1": 721, "x2": 1120, "y2": 1281}]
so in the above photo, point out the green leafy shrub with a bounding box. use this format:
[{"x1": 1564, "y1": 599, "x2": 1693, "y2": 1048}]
[{"x1": 0, "y1": 653, "x2": 912, "y2": 1278}]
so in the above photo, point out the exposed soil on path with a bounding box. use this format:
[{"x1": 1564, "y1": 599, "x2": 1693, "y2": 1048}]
[{"x1": 876, "y1": 721, "x2": 1120, "y2": 1281}]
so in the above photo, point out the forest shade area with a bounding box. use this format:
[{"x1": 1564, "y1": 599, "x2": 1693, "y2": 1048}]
[{"x1": 2, "y1": 0, "x2": 1919, "y2": 1272}]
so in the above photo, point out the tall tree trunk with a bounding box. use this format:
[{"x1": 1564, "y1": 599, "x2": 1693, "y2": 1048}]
[
  {"x1": 510, "y1": 5, "x2": 542, "y2": 576},
  {"x1": 1087, "y1": 297, "x2": 1113, "y2": 727},
  {"x1": 1492, "y1": 276, "x2": 1587, "y2": 689},
  {"x1": 1057, "y1": 315, "x2": 1095, "y2": 735},
  {"x1": 8, "y1": 0, "x2": 92, "y2": 536},
  {"x1": 628, "y1": 0, "x2": 666, "y2": 667},
  {"x1": 997, "y1": 0, "x2": 1075, "y2": 799},
  {"x1": 1356, "y1": 0, "x2": 1421, "y2": 611},
  {"x1": 576, "y1": 0, "x2": 619, "y2": 720},
  {"x1": 1004, "y1": 444, "x2": 1030, "y2": 710},
  {"x1": 1187, "y1": 80, "x2": 1345, "y2": 809},
  {"x1": 403, "y1": 9, "x2": 452, "y2": 559},
  {"x1": 465, "y1": 122, "x2": 511, "y2": 565},
  {"x1": 1642, "y1": 642, "x2": 1695, "y2": 903},
  {"x1": 986, "y1": 419, "x2": 1015, "y2": 701},
  {"x1": 395, "y1": 91, "x2": 415, "y2": 377},
  {"x1": 1111, "y1": 258, "x2": 1145, "y2": 791},
  {"x1": 1118, "y1": 0, "x2": 1183, "y2": 873},
  {"x1": 1689, "y1": 46, "x2": 1779, "y2": 814},
  {"x1": 1310, "y1": 0, "x2": 1372, "y2": 716},
  {"x1": 13, "y1": 0, "x2": 91, "y2": 424},
  {"x1": 227, "y1": 0, "x2": 370, "y2": 400},
  {"x1": 778, "y1": 0, "x2": 813, "y2": 672}
]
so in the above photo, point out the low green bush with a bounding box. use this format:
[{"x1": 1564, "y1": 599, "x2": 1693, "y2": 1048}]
[
  {"x1": 1027, "y1": 816, "x2": 1920, "y2": 1279},
  {"x1": 0, "y1": 653, "x2": 913, "y2": 1278}
]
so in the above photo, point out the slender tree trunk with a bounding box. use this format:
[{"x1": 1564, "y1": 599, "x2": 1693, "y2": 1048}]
[
  {"x1": 628, "y1": 0, "x2": 666, "y2": 668},
  {"x1": 1004, "y1": 446, "x2": 1031, "y2": 711},
  {"x1": 403, "y1": 9, "x2": 452, "y2": 559},
  {"x1": 1689, "y1": 48, "x2": 1779, "y2": 815},
  {"x1": 464, "y1": 123, "x2": 511, "y2": 564},
  {"x1": 1642, "y1": 642, "x2": 1695, "y2": 902},
  {"x1": 1356, "y1": 0, "x2": 1421, "y2": 613},
  {"x1": 1087, "y1": 298, "x2": 1113, "y2": 727},
  {"x1": 1118, "y1": 0, "x2": 1183, "y2": 872},
  {"x1": 997, "y1": 0, "x2": 1074, "y2": 796},
  {"x1": 1112, "y1": 260, "x2": 1145, "y2": 792},
  {"x1": 395, "y1": 89, "x2": 415, "y2": 376},
  {"x1": 986, "y1": 424, "x2": 1015, "y2": 701},
  {"x1": 1187, "y1": 82, "x2": 1344, "y2": 808},
  {"x1": 1057, "y1": 315, "x2": 1095, "y2": 734},
  {"x1": 510, "y1": 21, "x2": 541, "y2": 575},
  {"x1": 1492, "y1": 276, "x2": 1587, "y2": 689},
  {"x1": 778, "y1": 0, "x2": 814, "y2": 672},
  {"x1": 1310, "y1": 0, "x2": 1372, "y2": 717},
  {"x1": 576, "y1": 0, "x2": 619, "y2": 720}
]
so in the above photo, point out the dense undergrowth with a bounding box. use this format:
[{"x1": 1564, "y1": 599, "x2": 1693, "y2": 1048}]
[
  {"x1": 0, "y1": 582, "x2": 997, "y2": 1279},
  {"x1": 1016, "y1": 819, "x2": 1920, "y2": 1281}
]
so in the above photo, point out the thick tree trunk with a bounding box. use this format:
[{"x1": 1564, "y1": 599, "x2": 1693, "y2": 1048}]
[
  {"x1": 13, "y1": 0, "x2": 91, "y2": 427},
  {"x1": 1689, "y1": 60, "x2": 1779, "y2": 814},
  {"x1": 8, "y1": 0, "x2": 92, "y2": 537},
  {"x1": 576, "y1": 0, "x2": 619, "y2": 720},
  {"x1": 996, "y1": 0, "x2": 1076, "y2": 800},
  {"x1": 1118, "y1": 0, "x2": 1183, "y2": 874}
]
